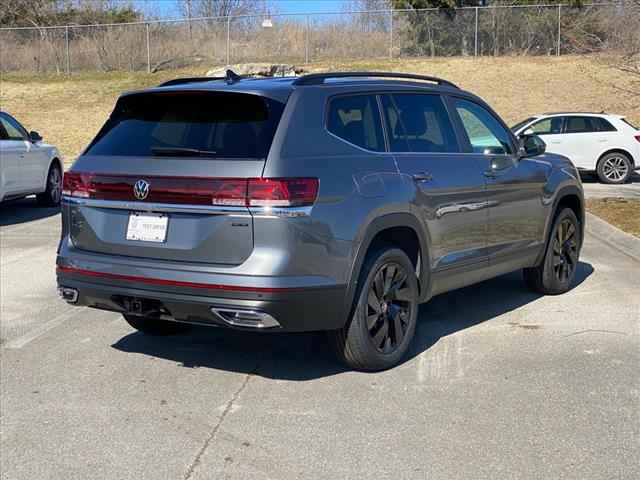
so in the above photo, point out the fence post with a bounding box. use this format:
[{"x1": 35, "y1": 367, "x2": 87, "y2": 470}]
[
  {"x1": 474, "y1": 7, "x2": 479, "y2": 57},
  {"x1": 226, "y1": 16, "x2": 231, "y2": 65},
  {"x1": 305, "y1": 15, "x2": 310, "y2": 64},
  {"x1": 389, "y1": 10, "x2": 394, "y2": 59},
  {"x1": 146, "y1": 23, "x2": 151, "y2": 73},
  {"x1": 65, "y1": 26, "x2": 70, "y2": 74},
  {"x1": 557, "y1": 4, "x2": 561, "y2": 56}
]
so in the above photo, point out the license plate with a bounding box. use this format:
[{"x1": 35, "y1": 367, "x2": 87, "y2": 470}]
[{"x1": 126, "y1": 212, "x2": 168, "y2": 243}]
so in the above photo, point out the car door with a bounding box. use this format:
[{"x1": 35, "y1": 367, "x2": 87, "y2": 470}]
[
  {"x1": 0, "y1": 113, "x2": 44, "y2": 192},
  {"x1": 0, "y1": 114, "x2": 28, "y2": 195},
  {"x1": 557, "y1": 116, "x2": 602, "y2": 169},
  {"x1": 449, "y1": 97, "x2": 547, "y2": 265},
  {"x1": 380, "y1": 93, "x2": 489, "y2": 274}
]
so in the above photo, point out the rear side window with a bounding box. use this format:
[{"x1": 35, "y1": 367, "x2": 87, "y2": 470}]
[
  {"x1": 327, "y1": 95, "x2": 384, "y2": 152},
  {"x1": 381, "y1": 93, "x2": 459, "y2": 153},
  {"x1": 529, "y1": 117, "x2": 563, "y2": 135},
  {"x1": 565, "y1": 116, "x2": 599, "y2": 134},
  {"x1": 594, "y1": 117, "x2": 617, "y2": 132},
  {"x1": 85, "y1": 92, "x2": 285, "y2": 158}
]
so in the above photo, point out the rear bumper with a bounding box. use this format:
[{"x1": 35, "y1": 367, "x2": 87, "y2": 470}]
[{"x1": 56, "y1": 265, "x2": 348, "y2": 332}]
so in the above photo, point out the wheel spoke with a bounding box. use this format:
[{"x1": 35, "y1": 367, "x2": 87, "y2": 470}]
[
  {"x1": 383, "y1": 265, "x2": 396, "y2": 294},
  {"x1": 366, "y1": 313, "x2": 380, "y2": 331},
  {"x1": 374, "y1": 271, "x2": 384, "y2": 299},
  {"x1": 372, "y1": 320, "x2": 389, "y2": 349},
  {"x1": 392, "y1": 311, "x2": 404, "y2": 345},
  {"x1": 368, "y1": 290, "x2": 381, "y2": 313}
]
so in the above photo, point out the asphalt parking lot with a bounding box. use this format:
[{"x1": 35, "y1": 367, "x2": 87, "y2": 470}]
[{"x1": 1, "y1": 185, "x2": 639, "y2": 479}]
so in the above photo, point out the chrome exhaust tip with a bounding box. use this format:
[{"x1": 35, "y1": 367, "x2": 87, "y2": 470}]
[
  {"x1": 210, "y1": 307, "x2": 280, "y2": 329},
  {"x1": 58, "y1": 286, "x2": 79, "y2": 304}
]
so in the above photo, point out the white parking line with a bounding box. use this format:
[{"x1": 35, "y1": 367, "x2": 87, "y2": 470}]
[{"x1": 2, "y1": 308, "x2": 79, "y2": 349}]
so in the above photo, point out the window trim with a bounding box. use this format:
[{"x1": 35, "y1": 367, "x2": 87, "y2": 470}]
[
  {"x1": 0, "y1": 113, "x2": 29, "y2": 141},
  {"x1": 378, "y1": 91, "x2": 464, "y2": 155},
  {"x1": 447, "y1": 95, "x2": 517, "y2": 156},
  {"x1": 324, "y1": 92, "x2": 388, "y2": 154}
]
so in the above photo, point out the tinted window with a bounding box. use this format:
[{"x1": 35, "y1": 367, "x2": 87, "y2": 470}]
[
  {"x1": 327, "y1": 95, "x2": 384, "y2": 152},
  {"x1": 0, "y1": 114, "x2": 27, "y2": 141},
  {"x1": 454, "y1": 99, "x2": 513, "y2": 155},
  {"x1": 594, "y1": 117, "x2": 616, "y2": 132},
  {"x1": 86, "y1": 92, "x2": 284, "y2": 158},
  {"x1": 565, "y1": 116, "x2": 598, "y2": 134},
  {"x1": 381, "y1": 94, "x2": 458, "y2": 153},
  {"x1": 530, "y1": 117, "x2": 563, "y2": 135}
]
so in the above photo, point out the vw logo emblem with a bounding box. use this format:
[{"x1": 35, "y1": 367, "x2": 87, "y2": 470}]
[{"x1": 133, "y1": 179, "x2": 150, "y2": 200}]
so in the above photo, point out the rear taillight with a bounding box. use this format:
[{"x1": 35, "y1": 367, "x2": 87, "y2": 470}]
[
  {"x1": 248, "y1": 178, "x2": 318, "y2": 207},
  {"x1": 634, "y1": 135, "x2": 640, "y2": 143},
  {"x1": 62, "y1": 171, "x2": 91, "y2": 198},
  {"x1": 62, "y1": 173, "x2": 318, "y2": 208}
]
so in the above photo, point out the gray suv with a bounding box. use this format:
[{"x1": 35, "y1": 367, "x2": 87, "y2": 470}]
[{"x1": 57, "y1": 71, "x2": 584, "y2": 371}]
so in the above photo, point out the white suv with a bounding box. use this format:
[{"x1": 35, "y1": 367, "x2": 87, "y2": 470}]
[
  {"x1": 0, "y1": 111, "x2": 63, "y2": 206},
  {"x1": 512, "y1": 113, "x2": 640, "y2": 184}
]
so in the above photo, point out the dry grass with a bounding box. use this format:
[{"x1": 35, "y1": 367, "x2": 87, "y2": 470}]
[
  {"x1": 1, "y1": 55, "x2": 639, "y2": 164},
  {"x1": 586, "y1": 199, "x2": 640, "y2": 238}
]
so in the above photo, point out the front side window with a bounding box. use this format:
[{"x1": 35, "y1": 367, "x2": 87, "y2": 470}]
[
  {"x1": 327, "y1": 94, "x2": 384, "y2": 152},
  {"x1": 454, "y1": 99, "x2": 513, "y2": 155},
  {"x1": 0, "y1": 114, "x2": 27, "y2": 141},
  {"x1": 511, "y1": 117, "x2": 536, "y2": 133},
  {"x1": 529, "y1": 117, "x2": 563, "y2": 135},
  {"x1": 565, "y1": 116, "x2": 598, "y2": 134},
  {"x1": 86, "y1": 92, "x2": 285, "y2": 158},
  {"x1": 381, "y1": 93, "x2": 459, "y2": 153}
]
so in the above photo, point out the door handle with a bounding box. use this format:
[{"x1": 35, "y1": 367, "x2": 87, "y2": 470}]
[{"x1": 412, "y1": 172, "x2": 433, "y2": 182}]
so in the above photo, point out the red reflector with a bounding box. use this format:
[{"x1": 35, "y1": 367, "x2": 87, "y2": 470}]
[
  {"x1": 62, "y1": 172, "x2": 318, "y2": 208},
  {"x1": 248, "y1": 178, "x2": 319, "y2": 207}
]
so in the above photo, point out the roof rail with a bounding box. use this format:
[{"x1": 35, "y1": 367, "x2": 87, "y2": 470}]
[
  {"x1": 159, "y1": 70, "x2": 243, "y2": 88},
  {"x1": 292, "y1": 72, "x2": 459, "y2": 89}
]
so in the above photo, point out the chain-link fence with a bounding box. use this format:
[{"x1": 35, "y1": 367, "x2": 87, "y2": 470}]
[{"x1": 0, "y1": 3, "x2": 636, "y2": 74}]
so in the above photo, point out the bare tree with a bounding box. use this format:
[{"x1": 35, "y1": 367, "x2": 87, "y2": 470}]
[{"x1": 178, "y1": 0, "x2": 264, "y2": 19}]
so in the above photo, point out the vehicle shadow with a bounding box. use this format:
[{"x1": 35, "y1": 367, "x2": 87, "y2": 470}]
[
  {"x1": 0, "y1": 197, "x2": 60, "y2": 226},
  {"x1": 112, "y1": 262, "x2": 594, "y2": 381},
  {"x1": 580, "y1": 172, "x2": 640, "y2": 184}
]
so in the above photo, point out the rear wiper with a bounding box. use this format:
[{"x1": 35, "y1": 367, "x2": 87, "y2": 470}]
[{"x1": 151, "y1": 147, "x2": 218, "y2": 157}]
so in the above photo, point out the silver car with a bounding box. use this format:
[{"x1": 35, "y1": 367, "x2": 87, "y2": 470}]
[{"x1": 57, "y1": 71, "x2": 584, "y2": 371}]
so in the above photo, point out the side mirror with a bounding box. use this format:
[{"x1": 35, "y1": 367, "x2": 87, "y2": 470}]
[
  {"x1": 29, "y1": 131, "x2": 42, "y2": 143},
  {"x1": 518, "y1": 134, "x2": 546, "y2": 158}
]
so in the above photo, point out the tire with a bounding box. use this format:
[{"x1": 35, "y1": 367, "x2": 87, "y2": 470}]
[
  {"x1": 123, "y1": 314, "x2": 191, "y2": 336},
  {"x1": 36, "y1": 162, "x2": 62, "y2": 206},
  {"x1": 523, "y1": 208, "x2": 581, "y2": 295},
  {"x1": 328, "y1": 247, "x2": 419, "y2": 372},
  {"x1": 596, "y1": 152, "x2": 633, "y2": 184}
]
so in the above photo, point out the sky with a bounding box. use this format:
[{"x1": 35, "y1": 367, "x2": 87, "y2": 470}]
[{"x1": 134, "y1": 0, "x2": 350, "y2": 19}]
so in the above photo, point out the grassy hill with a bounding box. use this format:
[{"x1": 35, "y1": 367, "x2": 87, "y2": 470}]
[{"x1": 1, "y1": 55, "x2": 638, "y2": 164}]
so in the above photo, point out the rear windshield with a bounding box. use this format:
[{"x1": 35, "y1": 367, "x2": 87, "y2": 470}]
[{"x1": 85, "y1": 92, "x2": 285, "y2": 158}]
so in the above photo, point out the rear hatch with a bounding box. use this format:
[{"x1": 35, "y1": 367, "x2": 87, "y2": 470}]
[{"x1": 64, "y1": 90, "x2": 285, "y2": 265}]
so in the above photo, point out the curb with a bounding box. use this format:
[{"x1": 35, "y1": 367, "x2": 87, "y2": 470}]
[{"x1": 585, "y1": 212, "x2": 640, "y2": 263}]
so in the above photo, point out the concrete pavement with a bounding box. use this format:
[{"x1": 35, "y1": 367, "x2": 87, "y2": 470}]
[
  {"x1": 581, "y1": 172, "x2": 640, "y2": 199},
  {"x1": 1, "y1": 197, "x2": 638, "y2": 480}
]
